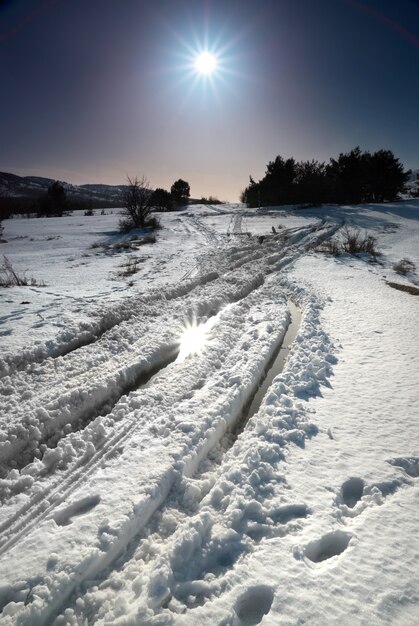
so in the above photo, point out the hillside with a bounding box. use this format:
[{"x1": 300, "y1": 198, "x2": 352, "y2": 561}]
[{"x1": 0, "y1": 171, "x2": 126, "y2": 206}]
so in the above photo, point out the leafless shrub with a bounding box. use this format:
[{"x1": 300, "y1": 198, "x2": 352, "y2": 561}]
[
  {"x1": 119, "y1": 175, "x2": 154, "y2": 232},
  {"x1": 393, "y1": 258, "x2": 416, "y2": 275},
  {"x1": 315, "y1": 228, "x2": 379, "y2": 258},
  {"x1": 314, "y1": 238, "x2": 342, "y2": 255},
  {"x1": 0, "y1": 255, "x2": 45, "y2": 287},
  {"x1": 340, "y1": 227, "x2": 378, "y2": 256},
  {"x1": 118, "y1": 216, "x2": 136, "y2": 233},
  {"x1": 112, "y1": 241, "x2": 134, "y2": 251},
  {"x1": 132, "y1": 234, "x2": 156, "y2": 246},
  {"x1": 91, "y1": 234, "x2": 156, "y2": 255},
  {"x1": 90, "y1": 240, "x2": 108, "y2": 250},
  {"x1": 116, "y1": 256, "x2": 142, "y2": 277}
]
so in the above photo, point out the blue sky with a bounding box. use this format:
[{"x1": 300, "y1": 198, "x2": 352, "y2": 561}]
[{"x1": 1, "y1": 0, "x2": 418, "y2": 200}]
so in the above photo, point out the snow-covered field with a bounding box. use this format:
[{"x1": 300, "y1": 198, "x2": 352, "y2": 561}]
[{"x1": 0, "y1": 201, "x2": 418, "y2": 625}]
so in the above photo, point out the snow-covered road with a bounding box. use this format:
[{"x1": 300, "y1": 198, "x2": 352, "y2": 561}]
[{"x1": 0, "y1": 202, "x2": 418, "y2": 625}]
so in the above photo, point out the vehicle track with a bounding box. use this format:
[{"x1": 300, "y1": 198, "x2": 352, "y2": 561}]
[
  {"x1": 186, "y1": 214, "x2": 223, "y2": 247},
  {"x1": 0, "y1": 270, "x2": 268, "y2": 479},
  {"x1": 0, "y1": 271, "x2": 280, "y2": 551},
  {"x1": 19, "y1": 286, "x2": 292, "y2": 625},
  {"x1": 0, "y1": 266, "x2": 225, "y2": 380},
  {"x1": 232, "y1": 212, "x2": 243, "y2": 234},
  {"x1": 51, "y1": 290, "x2": 328, "y2": 625},
  {"x1": 0, "y1": 216, "x2": 343, "y2": 625}
]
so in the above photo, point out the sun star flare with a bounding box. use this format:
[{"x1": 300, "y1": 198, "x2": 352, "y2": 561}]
[{"x1": 194, "y1": 51, "x2": 218, "y2": 75}]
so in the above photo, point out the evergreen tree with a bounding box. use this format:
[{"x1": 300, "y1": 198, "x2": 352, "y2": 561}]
[
  {"x1": 294, "y1": 160, "x2": 328, "y2": 205},
  {"x1": 171, "y1": 179, "x2": 190, "y2": 206},
  {"x1": 367, "y1": 149, "x2": 410, "y2": 202},
  {"x1": 263, "y1": 156, "x2": 296, "y2": 205},
  {"x1": 241, "y1": 176, "x2": 260, "y2": 207},
  {"x1": 326, "y1": 147, "x2": 369, "y2": 204},
  {"x1": 37, "y1": 181, "x2": 68, "y2": 217},
  {"x1": 242, "y1": 147, "x2": 410, "y2": 208},
  {"x1": 150, "y1": 188, "x2": 173, "y2": 211}
]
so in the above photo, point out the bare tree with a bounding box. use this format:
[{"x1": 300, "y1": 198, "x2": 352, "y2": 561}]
[{"x1": 119, "y1": 175, "x2": 153, "y2": 231}]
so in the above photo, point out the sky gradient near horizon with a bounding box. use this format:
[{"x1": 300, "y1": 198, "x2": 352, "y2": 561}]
[{"x1": 1, "y1": 0, "x2": 419, "y2": 201}]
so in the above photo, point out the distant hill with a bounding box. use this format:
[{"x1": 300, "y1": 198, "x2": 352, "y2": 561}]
[{"x1": 0, "y1": 171, "x2": 126, "y2": 206}]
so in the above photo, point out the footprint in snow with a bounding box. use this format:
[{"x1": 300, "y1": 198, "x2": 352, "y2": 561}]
[
  {"x1": 234, "y1": 585, "x2": 274, "y2": 626},
  {"x1": 300, "y1": 473, "x2": 409, "y2": 567},
  {"x1": 244, "y1": 503, "x2": 310, "y2": 541},
  {"x1": 168, "y1": 504, "x2": 309, "y2": 612},
  {"x1": 388, "y1": 456, "x2": 419, "y2": 478},
  {"x1": 297, "y1": 530, "x2": 352, "y2": 564},
  {"x1": 335, "y1": 474, "x2": 408, "y2": 520},
  {"x1": 339, "y1": 477, "x2": 365, "y2": 509},
  {"x1": 53, "y1": 495, "x2": 101, "y2": 526}
]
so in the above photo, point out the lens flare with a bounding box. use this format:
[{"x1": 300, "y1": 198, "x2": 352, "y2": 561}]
[{"x1": 194, "y1": 51, "x2": 218, "y2": 75}]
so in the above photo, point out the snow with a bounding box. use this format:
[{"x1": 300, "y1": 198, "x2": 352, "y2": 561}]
[{"x1": 0, "y1": 200, "x2": 418, "y2": 625}]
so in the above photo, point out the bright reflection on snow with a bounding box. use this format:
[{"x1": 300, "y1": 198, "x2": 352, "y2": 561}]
[
  {"x1": 178, "y1": 321, "x2": 209, "y2": 361},
  {"x1": 177, "y1": 310, "x2": 225, "y2": 362}
]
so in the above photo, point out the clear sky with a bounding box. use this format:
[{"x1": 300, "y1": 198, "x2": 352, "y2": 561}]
[{"x1": 1, "y1": 0, "x2": 418, "y2": 201}]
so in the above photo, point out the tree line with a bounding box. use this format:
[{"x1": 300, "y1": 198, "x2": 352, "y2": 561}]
[
  {"x1": 241, "y1": 147, "x2": 410, "y2": 208},
  {"x1": 0, "y1": 177, "x2": 191, "y2": 222},
  {"x1": 119, "y1": 176, "x2": 190, "y2": 231}
]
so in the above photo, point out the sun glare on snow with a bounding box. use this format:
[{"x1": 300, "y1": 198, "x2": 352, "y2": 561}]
[
  {"x1": 177, "y1": 309, "x2": 224, "y2": 361},
  {"x1": 177, "y1": 320, "x2": 209, "y2": 361}
]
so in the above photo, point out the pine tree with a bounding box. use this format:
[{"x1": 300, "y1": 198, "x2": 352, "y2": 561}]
[{"x1": 171, "y1": 179, "x2": 190, "y2": 207}]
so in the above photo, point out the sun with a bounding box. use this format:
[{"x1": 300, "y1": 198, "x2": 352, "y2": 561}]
[{"x1": 194, "y1": 51, "x2": 218, "y2": 75}]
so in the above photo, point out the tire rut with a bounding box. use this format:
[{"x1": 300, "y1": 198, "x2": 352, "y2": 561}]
[{"x1": 55, "y1": 298, "x2": 302, "y2": 622}]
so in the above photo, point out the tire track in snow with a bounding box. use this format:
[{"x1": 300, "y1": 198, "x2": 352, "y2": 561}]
[
  {"x1": 0, "y1": 273, "x2": 275, "y2": 553},
  {"x1": 0, "y1": 270, "x2": 268, "y2": 481},
  {"x1": 2, "y1": 221, "x2": 336, "y2": 416},
  {"x1": 0, "y1": 221, "x2": 339, "y2": 480},
  {"x1": 0, "y1": 411, "x2": 139, "y2": 557},
  {"x1": 0, "y1": 268, "x2": 222, "y2": 379},
  {"x1": 0, "y1": 341, "x2": 209, "y2": 555},
  {"x1": 54, "y1": 282, "x2": 336, "y2": 625},
  {"x1": 60, "y1": 297, "x2": 303, "y2": 622},
  {"x1": 232, "y1": 212, "x2": 243, "y2": 234},
  {"x1": 185, "y1": 214, "x2": 222, "y2": 247},
  {"x1": 2, "y1": 284, "x2": 295, "y2": 625},
  {"x1": 0, "y1": 218, "x2": 342, "y2": 615},
  {"x1": 178, "y1": 214, "x2": 230, "y2": 279},
  {"x1": 119, "y1": 285, "x2": 334, "y2": 622},
  {"x1": 178, "y1": 218, "x2": 333, "y2": 284}
]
